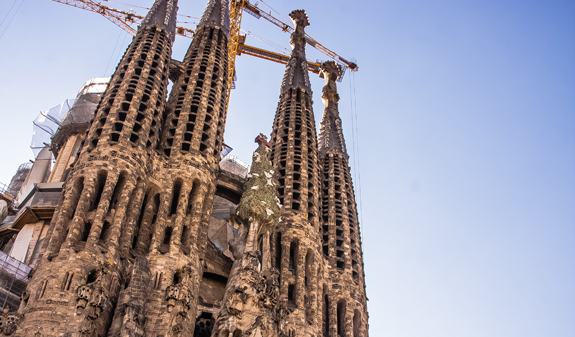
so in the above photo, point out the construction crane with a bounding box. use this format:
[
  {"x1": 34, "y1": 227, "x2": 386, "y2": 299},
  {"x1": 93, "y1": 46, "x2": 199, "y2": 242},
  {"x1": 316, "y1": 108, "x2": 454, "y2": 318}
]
[
  {"x1": 50, "y1": 0, "x2": 358, "y2": 105},
  {"x1": 241, "y1": 1, "x2": 358, "y2": 73}
]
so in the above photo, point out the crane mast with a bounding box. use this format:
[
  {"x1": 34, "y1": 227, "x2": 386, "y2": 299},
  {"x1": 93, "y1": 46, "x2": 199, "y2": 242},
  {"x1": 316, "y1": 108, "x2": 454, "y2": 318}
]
[{"x1": 228, "y1": 0, "x2": 245, "y2": 95}]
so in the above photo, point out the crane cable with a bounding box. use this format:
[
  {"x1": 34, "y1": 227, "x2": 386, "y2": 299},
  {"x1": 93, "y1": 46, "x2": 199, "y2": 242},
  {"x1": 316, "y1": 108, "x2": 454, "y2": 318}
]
[
  {"x1": 240, "y1": 29, "x2": 323, "y2": 66},
  {"x1": 103, "y1": 0, "x2": 148, "y2": 11},
  {"x1": 103, "y1": 0, "x2": 200, "y2": 20},
  {"x1": 349, "y1": 70, "x2": 363, "y2": 241},
  {"x1": 0, "y1": 0, "x2": 19, "y2": 28},
  {"x1": 258, "y1": 0, "x2": 292, "y2": 25},
  {"x1": 112, "y1": 31, "x2": 130, "y2": 74},
  {"x1": 240, "y1": 29, "x2": 289, "y2": 55},
  {"x1": 0, "y1": 0, "x2": 26, "y2": 41},
  {"x1": 104, "y1": 28, "x2": 125, "y2": 76}
]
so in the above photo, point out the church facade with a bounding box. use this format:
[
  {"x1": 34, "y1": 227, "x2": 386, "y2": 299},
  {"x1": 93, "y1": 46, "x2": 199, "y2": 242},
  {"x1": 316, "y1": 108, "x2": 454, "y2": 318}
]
[{"x1": 6, "y1": 0, "x2": 368, "y2": 336}]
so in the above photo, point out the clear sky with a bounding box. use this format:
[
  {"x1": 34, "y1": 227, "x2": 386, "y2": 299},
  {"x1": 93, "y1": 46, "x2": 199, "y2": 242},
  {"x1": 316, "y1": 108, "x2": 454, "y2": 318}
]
[{"x1": 0, "y1": 0, "x2": 574, "y2": 336}]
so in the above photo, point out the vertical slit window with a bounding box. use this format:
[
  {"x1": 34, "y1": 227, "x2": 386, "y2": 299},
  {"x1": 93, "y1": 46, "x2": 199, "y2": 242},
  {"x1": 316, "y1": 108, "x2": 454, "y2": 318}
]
[
  {"x1": 90, "y1": 171, "x2": 108, "y2": 211},
  {"x1": 276, "y1": 233, "x2": 282, "y2": 269},
  {"x1": 170, "y1": 180, "x2": 182, "y2": 216}
]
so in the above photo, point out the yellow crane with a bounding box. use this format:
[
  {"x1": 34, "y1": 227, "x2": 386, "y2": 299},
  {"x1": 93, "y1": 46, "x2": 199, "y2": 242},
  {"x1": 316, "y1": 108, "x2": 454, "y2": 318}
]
[{"x1": 50, "y1": 0, "x2": 358, "y2": 105}]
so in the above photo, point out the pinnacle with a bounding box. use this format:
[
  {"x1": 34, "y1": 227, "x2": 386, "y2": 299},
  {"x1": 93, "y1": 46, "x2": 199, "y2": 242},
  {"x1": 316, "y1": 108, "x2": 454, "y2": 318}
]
[
  {"x1": 318, "y1": 61, "x2": 347, "y2": 155},
  {"x1": 138, "y1": 0, "x2": 179, "y2": 42},
  {"x1": 197, "y1": 0, "x2": 231, "y2": 39},
  {"x1": 319, "y1": 60, "x2": 341, "y2": 83},
  {"x1": 289, "y1": 9, "x2": 310, "y2": 30},
  {"x1": 236, "y1": 136, "x2": 280, "y2": 232},
  {"x1": 279, "y1": 9, "x2": 312, "y2": 95}
]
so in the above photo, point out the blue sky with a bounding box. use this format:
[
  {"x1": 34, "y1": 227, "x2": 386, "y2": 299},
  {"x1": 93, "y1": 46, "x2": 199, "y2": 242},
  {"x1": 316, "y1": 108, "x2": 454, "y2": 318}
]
[{"x1": 0, "y1": 0, "x2": 574, "y2": 336}]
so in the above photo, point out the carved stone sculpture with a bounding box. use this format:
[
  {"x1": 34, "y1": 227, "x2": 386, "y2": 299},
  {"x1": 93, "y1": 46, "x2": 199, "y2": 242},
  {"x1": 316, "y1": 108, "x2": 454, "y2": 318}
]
[
  {"x1": 76, "y1": 284, "x2": 92, "y2": 309},
  {"x1": 0, "y1": 309, "x2": 21, "y2": 336},
  {"x1": 165, "y1": 266, "x2": 194, "y2": 313},
  {"x1": 257, "y1": 268, "x2": 279, "y2": 309}
]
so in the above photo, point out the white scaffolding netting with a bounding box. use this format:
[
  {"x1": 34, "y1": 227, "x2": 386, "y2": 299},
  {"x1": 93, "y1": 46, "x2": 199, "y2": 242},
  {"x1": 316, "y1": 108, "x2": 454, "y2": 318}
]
[
  {"x1": 219, "y1": 155, "x2": 250, "y2": 178},
  {"x1": 31, "y1": 99, "x2": 75, "y2": 157},
  {"x1": 30, "y1": 78, "x2": 110, "y2": 157}
]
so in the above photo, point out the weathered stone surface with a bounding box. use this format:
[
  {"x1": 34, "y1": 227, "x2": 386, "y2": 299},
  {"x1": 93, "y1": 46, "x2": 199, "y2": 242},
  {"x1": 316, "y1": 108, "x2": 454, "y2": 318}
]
[
  {"x1": 212, "y1": 140, "x2": 282, "y2": 336},
  {"x1": 10, "y1": 3, "x2": 369, "y2": 337},
  {"x1": 318, "y1": 61, "x2": 368, "y2": 337}
]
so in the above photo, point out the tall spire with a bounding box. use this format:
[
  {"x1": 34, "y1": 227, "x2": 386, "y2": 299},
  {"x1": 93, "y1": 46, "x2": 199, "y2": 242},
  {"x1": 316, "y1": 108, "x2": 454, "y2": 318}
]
[
  {"x1": 279, "y1": 9, "x2": 312, "y2": 94},
  {"x1": 268, "y1": 9, "x2": 322, "y2": 333},
  {"x1": 160, "y1": 0, "x2": 230, "y2": 164},
  {"x1": 14, "y1": 0, "x2": 180, "y2": 335},
  {"x1": 269, "y1": 8, "x2": 319, "y2": 216},
  {"x1": 198, "y1": 0, "x2": 231, "y2": 38},
  {"x1": 139, "y1": 0, "x2": 179, "y2": 41},
  {"x1": 318, "y1": 61, "x2": 347, "y2": 155},
  {"x1": 317, "y1": 64, "x2": 368, "y2": 337}
]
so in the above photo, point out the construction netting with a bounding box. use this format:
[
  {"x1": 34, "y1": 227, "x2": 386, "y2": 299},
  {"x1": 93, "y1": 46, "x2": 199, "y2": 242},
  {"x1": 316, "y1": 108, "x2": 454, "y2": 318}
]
[
  {"x1": 30, "y1": 78, "x2": 110, "y2": 158},
  {"x1": 31, "y1": 99, "x2": 75, "y2": 157},
  {"x1": 6, "y1": 163, "x2": 31, "y2": 198},
  {"x1": 219, "y1": 155, "x2": 249, "y2": 178}
]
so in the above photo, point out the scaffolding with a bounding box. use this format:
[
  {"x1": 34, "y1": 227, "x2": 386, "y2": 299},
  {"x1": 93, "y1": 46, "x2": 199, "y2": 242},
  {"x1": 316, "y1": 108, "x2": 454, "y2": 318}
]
[
  {"x1": 31, "y1": 99, "x2": 75, "y2": 157},
  {"x1": 6, "y1": 163, "x2": 32, "y2": 198},
  {"x1": 220, "y1": 155, "x2": 250, "y2": 178},
  {"x1": 0, "y1": 251, "x2": 31, "y2": 311},
  {"x1": 0, "y1": 182, "x2": 9, "y2": 195}
]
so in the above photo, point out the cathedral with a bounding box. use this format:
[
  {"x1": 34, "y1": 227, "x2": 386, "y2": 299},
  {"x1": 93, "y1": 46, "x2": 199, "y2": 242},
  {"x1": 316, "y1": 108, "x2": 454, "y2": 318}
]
[{"x1": 3, "y1": 0, "x2": 368, "y2": 335}]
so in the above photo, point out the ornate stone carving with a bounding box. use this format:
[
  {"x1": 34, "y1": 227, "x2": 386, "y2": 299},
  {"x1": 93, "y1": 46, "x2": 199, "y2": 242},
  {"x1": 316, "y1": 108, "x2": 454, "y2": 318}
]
[
  {"x1": 180, "y1": 289, "x2": 193, "y2": 311},
  {"x1": 249, "y1": 315, "x2": 273, "y2": 337},
  {"x1": 225, "y1": 287, "x2": 248, "y2": 318},
  {"x1": 166, "y1": 285, "x2": 179, "y2": 313},
  {"x1": 256, "y1": 268, "x2": 279, "y2": 309},
  {"x1": 75, "y1": 265, "x2": 112, "y2": 321},
  {"x1": 85, "y1": 285, "x2": 108, "y2": 320},
  {"x1": 0, "y1": 309, "x2": 21, "y2": 336},
  {"x1": 165, "y1": 266, "x2": 194, "y2": 313},
  {"x1": 273, "y1": 304, "x2": 292, "y2": 323},
  {"x1": 76, "y1": 284, "x2": 92, "y2": 309},
  {"x1": 166, "y1": 286, "x2": 193, "y2": 313},
  {"x1": 122, "y1": 304, "x2": 145, "y2": 326}
]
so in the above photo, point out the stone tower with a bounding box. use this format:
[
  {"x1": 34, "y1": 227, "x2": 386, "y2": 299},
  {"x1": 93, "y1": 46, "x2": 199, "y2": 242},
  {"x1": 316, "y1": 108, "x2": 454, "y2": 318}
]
[
  {"x1": 11, "y1": 0, "x2": 232, "y2": 335},
  {"x1": 268, "y1": 9, "x2": 322, "y2": 337},
  {"x1": 14, "y1": 1, "x2": 179, "y2": 335},
  {"x1": 318, "y1": 61, "x2": 368, "y2": 337},
  {"x1": 137, "y1": 0, "x2": 231, "y2": 334}
]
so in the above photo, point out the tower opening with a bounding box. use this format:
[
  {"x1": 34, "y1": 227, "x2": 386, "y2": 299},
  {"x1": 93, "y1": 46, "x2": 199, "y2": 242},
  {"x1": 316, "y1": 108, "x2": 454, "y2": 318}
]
[
  {"x1": 275, "y1": 232, "x2": 282, "y2": 269},
  {"x1": 170, "y1": 179, "x2": 182, "y2": 216},
  {"x1": 337, "y1": 299, "x2": 346, "y2": 337},
  {"x1": 90, "y1": 171, "x2": 108, "y2": 211},
  {"x1": 163, "y1": 226, "x2": 173, "y2": 245}
]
